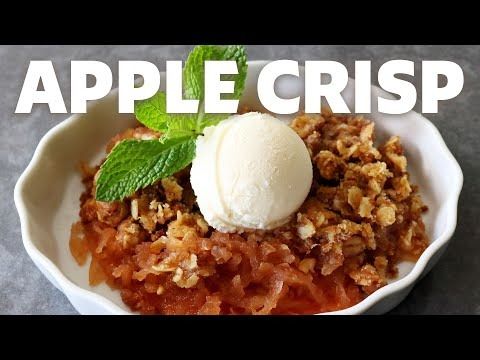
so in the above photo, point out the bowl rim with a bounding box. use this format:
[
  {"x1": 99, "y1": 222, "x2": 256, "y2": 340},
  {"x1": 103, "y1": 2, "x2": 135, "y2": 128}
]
[{"x1": 14, "y1": 60, "x2": 464, "y2": 315}]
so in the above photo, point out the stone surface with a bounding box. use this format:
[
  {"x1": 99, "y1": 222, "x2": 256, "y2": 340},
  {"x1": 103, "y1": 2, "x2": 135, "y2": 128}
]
[{"x1": 1, "y1": 45, "x2": 478, "y2": 314}]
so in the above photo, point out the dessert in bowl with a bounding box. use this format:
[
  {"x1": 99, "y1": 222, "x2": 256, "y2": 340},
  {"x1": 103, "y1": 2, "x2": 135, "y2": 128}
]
[{"x1": 14, "y1": 60, "x2": 463, "y2": 315}]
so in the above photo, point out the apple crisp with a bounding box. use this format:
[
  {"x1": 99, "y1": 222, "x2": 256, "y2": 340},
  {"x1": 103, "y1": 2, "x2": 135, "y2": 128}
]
[{"x1": 70, "y1": 111, "x2": 429, "y2": 314}]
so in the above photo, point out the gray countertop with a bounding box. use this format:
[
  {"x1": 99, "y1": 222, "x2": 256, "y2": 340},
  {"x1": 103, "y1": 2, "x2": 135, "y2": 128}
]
[{"x1": 1, "y1": 45, "x2": 479, "y2": 314}]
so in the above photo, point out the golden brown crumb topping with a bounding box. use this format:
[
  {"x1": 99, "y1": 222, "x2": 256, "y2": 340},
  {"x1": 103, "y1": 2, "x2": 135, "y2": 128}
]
[{"x1": 70, "y1": 113, "x2": 429, "y2": 314}]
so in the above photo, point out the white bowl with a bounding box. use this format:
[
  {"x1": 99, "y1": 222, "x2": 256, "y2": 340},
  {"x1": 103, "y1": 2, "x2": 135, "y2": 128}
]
[{"x1": 14, "y1": 61, "x2": 463, "y2": 315}]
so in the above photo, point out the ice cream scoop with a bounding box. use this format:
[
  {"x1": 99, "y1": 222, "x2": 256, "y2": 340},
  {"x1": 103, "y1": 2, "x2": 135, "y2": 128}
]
[{"x1": 190, "y1": 112, "x2": 312, "y2": 233}]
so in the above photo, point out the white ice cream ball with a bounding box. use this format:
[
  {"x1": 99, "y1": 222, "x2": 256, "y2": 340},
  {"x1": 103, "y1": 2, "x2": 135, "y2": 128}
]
[{"x1": 190, "y1": 112, "x2": 313, "y2": 233}]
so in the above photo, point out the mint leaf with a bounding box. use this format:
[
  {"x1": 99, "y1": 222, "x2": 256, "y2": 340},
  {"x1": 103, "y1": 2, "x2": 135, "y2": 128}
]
[
  {"x1": 135, "y1": 91, "x2": 199, "y2": 140},
  {"x1": 183, "y1": 45, "x2": 248, "y2": 101},
  {"x1": 197, "y1": 113, "x2": 230, "y2": 130},
  {"x1": 95, "y1": 137, "x2": 195, "y2": 202},
  {"x1": 134, "y1": 92, "x2": 178, "y2": 132},
  {"x1": 162, "y1": 116, "x2": 197, "y2": 140},
  {"x1": 161, "y1": 113, "x2": 229, "y2": 139}
]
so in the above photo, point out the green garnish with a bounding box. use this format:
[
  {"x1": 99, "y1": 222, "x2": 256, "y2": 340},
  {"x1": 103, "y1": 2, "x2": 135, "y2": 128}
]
[
  {"x1": 95, "y1": 45, "x2": 248, "y2": 202},
  {"x1": 96, "y1": 138, "x2": 196, "y2": 202},
  {"x1": 183, "y1": 45, "x2": 247, "y2": 101}
]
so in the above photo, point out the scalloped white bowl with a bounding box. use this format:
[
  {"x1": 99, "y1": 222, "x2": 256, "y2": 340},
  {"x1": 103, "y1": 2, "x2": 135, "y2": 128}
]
[{"x1": 14, "y1": 61, "x2": 463, "y2": 314}]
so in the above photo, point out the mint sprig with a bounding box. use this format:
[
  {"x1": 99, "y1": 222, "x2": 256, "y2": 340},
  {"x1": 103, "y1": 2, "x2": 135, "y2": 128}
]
[{"x1": 95, "y1": 45, "x2": 247, "y2": 202}]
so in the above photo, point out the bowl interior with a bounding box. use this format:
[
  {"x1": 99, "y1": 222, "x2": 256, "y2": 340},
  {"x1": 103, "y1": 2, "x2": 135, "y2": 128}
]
[{"x1": 17, "y1": 62, "x2": 459, "y2": 313}]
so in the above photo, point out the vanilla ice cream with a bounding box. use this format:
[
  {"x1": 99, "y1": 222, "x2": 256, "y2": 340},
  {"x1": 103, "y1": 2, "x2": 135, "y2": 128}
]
[{"x1": 190, "y1": 112, "x2": 312, "y2": 233}]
